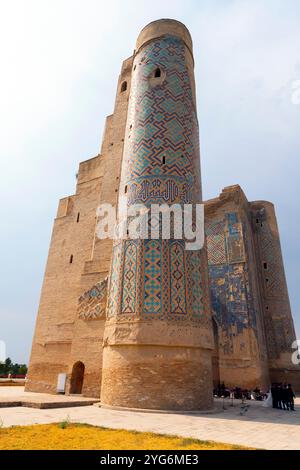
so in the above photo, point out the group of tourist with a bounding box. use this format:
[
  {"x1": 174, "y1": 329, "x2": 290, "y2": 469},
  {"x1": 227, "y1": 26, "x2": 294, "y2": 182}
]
[
  {"x1": 213, "y1": 382, "x2": 296, "y2": 411},
  {"x1": 213, "y1": 383, "x2": 266, "y2": 401},
  {"x1": 270, "y1": 383, "x2": 296, "y2": 411}
]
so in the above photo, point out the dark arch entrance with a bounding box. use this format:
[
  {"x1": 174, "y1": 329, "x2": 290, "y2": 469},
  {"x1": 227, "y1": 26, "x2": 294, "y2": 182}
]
[
  {"x1": 212, "y1": 318, "x2": 220, "y2": 388},
  {"x1": 70, "y1": 361, "x2": 85, "y2": 394}
]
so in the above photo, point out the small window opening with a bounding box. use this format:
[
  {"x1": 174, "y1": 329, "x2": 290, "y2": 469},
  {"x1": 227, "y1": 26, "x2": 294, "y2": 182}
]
[
  {"x1": 133, "y1": 65, "x2": 136, "y2": 71},
  {"x1": 154, "y1": 67, "x2": 161, "y2": 78},
  {"x1": 261, "y1": 223, "x2": 263, "y2": 227},
  {"x1": 121, "y1": 81, "x2": 127, "y2": 93},
  {"x1": 265, "y1": 278, "x2": 269, "y2": 283},
  {"x1": 76, "y1": 212, "x2": 80, "y2": 223},
  {"x1": 69, "y1": 255, "x2": 73, "y2": 264},
  {"x1": 266, "y1": 306, "x2": 269, "y2": 310},
  {"x1": 256, "y1": 218, "x2": 259, "y2": 224},
  {"x1": 130, "y1": 124, "x2": 133, "y2": 130},
  {"x1": 125, "y1": 185, "x2": 128, "y2": 194},
  {"x1": 263, "y1": 262, "x2": 268, "y2": 270},
  {"x1": 162, "y1": 156, "x2": 166, "y2": 165}
]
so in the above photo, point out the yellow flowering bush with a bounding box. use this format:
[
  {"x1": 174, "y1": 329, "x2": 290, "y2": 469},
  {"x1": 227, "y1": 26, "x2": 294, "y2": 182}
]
[{"x1": 0, "y1": 423, "x2": 251, "y2": 450}]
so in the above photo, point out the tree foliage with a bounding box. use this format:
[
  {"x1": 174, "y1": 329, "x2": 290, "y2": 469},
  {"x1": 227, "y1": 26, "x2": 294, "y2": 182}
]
[{"x1": 0, "y1": 357, "x2": 28, "y2": 375}]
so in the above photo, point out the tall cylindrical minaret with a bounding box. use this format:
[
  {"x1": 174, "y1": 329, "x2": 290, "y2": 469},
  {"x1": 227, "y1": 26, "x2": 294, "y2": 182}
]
[
  {"x1": 100, "y1": 19, "x2": 214, "y2": 410},
  {"x1": 251, "y1": 201, "x2": 300, "y2": 389}
]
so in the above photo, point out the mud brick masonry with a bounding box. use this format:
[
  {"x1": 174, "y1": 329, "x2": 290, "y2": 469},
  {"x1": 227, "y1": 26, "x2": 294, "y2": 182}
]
[{"x1": 26, "y1": 19, "x2": 300, "y2": 410}]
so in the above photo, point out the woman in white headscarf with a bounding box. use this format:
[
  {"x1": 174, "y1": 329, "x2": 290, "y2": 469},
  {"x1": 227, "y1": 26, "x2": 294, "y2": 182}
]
[{"x1": 262, "y1": 388, "x2": 273, "y2": 407}]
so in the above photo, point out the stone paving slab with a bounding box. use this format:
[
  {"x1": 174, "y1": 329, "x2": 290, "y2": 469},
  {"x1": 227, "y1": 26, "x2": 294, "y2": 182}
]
[
  {"x1": 0, "y1": 393, "x2": 299, "y2": 450},
  {"x1": 0, "y1": 386, "x2": 99, "y2": 409}
]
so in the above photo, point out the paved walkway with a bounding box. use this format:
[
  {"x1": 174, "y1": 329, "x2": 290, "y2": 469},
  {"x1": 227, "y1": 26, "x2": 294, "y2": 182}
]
[
  {"x1": 0, "y1": 386, "x2": 98, "y2": 408},
  {"x1": 0, "y1": 388, "x2": 299, "y2": 450}
]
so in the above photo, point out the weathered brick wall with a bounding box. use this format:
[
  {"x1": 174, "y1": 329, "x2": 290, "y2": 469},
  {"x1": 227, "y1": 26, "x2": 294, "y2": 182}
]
[
  {"x1": 26, "y1": 56, "x2": 132, "y2": 397},
  {"x1": 26, "y1": 157, "x2": 104, "y2": 394},
  {"x1": 205, "y1": 186, "x2": 270, "y2": 390},
  {"x1": 205, "y1": 186, "x2": 300, "y2": 391},
  {"x1": 251, "y1": 201, "x2": 300, "y2": 390},
  {"x1": 101, "y1": 345, "x2": 213, "y2": 411}
]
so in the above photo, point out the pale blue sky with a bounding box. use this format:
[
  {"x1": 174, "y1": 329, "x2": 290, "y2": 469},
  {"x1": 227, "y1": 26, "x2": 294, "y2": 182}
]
[{"x1": 0, "y1": 0, "x2": 299, "y2": 363}]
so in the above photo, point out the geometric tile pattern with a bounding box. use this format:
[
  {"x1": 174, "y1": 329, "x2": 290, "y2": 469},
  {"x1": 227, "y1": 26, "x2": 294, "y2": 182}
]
[
  {"x1": 206, "y1": 220, "x2": 225, "y2": 237},
  {"x1": 107, "y1": 243, "x2": 122, "y2": 318},
  {"x1": 78, "y1": 278, "x2": 108, "y2": 321},
  {"x1": 207, "y1": 234, "x2": 226, "y2": 265},
  {"x1": 207, "y1": 207, "x2": 296, "y2": 361},
  {"x1": 108, "y1": 35, "x2": 208, "y2": 324},
  {"x1": 121, "y1": 242, "x2": 137, "y2": 314},
  {"x1": 187, "y1": 250, "x2": 204, "y2": 318},
  {"x1": 143, "y1": 240, "x2": 162, "y2": 314},
  {"x1": 206, "y1": 220, "x2": 227, "y2": 265},
  {"x1": 254, "y1": 211, "x2": 296, "y2": 355},
  {"x1": 124, "y1": 35, "x2": 200, "y2": 206},
  {"x1": 170, "y1": 241, "x2": 186, "y2": 314},
  {"x1": 206, "y1": 215, "x2": 245, "y2": 266}
]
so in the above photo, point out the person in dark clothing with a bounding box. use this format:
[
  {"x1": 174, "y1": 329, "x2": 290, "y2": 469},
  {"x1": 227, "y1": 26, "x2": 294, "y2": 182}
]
[
  {"x1": 287, "y1": 384, "x2": 296, "y2": 411},
  {"x1": 281, "y1": 384, "x2": 289, "y2": 410},
  {"x1": 271, "y1": 383, "x2": 278, "y2": 408},
  {"x1": 278, "y1": 384, "x2": 284, "y2": 409}
]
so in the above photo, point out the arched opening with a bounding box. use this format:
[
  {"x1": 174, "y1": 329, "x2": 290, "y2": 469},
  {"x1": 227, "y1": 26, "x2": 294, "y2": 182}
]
[
  {"x1": 70, "y1": 361, "x2": 85, "y2": 394},
  {"x1": 120, "y1": 81, "x2": 127, "y2": 93},
  {"x1": 154, "y1": 67, "x2": 161, "y2": 78},
  {"x1": 212, "y1": 317, "x2": 220, "y2": 389}
]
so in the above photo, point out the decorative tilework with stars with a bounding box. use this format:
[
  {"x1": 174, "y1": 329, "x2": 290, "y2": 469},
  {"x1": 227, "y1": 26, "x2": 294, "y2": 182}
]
[
  {"x1": 123, "y1": 34, "x2": 201, "y2": 207},
  {"x1": 107, "y1": 35, "x2": 208, "y2": 325}
]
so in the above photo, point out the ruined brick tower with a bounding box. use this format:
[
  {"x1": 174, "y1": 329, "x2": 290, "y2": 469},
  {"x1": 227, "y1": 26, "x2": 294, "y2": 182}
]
[
  {"x1": 206, "y1": 187, "x2": 300, "y2": 391},
  {"x1": 26, "y1": 19, "x2": 300, "y2": 403},
  {"x1": 100, "y1": 20, "x2": 214, "y2": 410}
]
